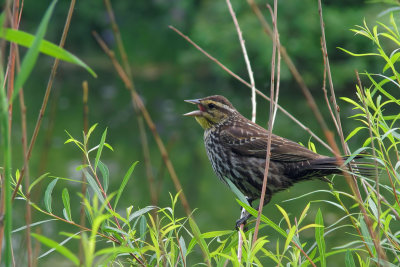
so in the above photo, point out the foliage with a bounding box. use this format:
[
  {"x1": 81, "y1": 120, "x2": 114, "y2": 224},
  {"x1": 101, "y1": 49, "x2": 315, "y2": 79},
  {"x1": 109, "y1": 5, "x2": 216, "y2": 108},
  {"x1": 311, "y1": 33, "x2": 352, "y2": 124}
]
[{"x1": 1, "y1": 0, "x2": 400, "y2": 266}]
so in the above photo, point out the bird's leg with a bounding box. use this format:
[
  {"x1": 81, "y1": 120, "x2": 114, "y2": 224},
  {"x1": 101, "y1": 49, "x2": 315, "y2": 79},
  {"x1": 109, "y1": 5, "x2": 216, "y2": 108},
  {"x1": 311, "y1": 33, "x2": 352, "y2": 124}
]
[
  {"x1": 235, "y1": 195, "x2": 271, "y2": 230},
  {"x1": 235, "y1": 197, "x2": 253, "y2": 230}
]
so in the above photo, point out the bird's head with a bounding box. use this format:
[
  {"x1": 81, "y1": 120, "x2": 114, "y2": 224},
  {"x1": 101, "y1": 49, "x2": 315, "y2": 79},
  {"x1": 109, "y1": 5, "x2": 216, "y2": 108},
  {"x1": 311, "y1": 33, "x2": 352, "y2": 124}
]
[{"x1": 184, "y1": 95, "x2": 237, "y2": 129}]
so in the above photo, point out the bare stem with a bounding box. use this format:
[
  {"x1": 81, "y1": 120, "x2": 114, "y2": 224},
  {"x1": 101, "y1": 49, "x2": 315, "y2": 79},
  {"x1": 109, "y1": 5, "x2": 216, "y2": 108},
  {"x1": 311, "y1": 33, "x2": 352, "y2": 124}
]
[
  {"x1": 12, "y1": 0, "x2": 76, "y2": 201},
  {"x1": 253, "y1": 1, "x2": 280, "y2": 247},
  {"x1": 226, "y1": 0, "x2": 256, "y2": 122}
]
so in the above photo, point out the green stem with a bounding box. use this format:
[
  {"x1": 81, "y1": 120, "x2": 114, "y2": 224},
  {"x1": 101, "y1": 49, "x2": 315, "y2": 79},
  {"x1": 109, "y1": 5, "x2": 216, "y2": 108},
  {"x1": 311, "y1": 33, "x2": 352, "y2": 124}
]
[{"x1": 0, "y1": 77, "x2": 12, "y2": 267}]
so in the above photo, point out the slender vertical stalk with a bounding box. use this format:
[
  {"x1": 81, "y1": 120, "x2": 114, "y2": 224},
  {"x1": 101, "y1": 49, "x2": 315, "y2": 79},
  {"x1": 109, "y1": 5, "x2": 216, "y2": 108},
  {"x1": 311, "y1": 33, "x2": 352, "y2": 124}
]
[
  {"x1": 19, "y1": 89, "x2": 32, "y2": 266},
  {"x1": 79, "y1": 81, "x2": 89, "y2": 265},
  {"x1": 253, "y1": 1, "x2": 280, "y2": 245},
  {"x1": 12, "y1": 0, "x2": 76, "y2": 201},
  {"x1": 226, "y1": 0, "x2": 256, "y2": 122},
  {"x1": 0, "y1": 66, "x2": 12, "y2": 267}
]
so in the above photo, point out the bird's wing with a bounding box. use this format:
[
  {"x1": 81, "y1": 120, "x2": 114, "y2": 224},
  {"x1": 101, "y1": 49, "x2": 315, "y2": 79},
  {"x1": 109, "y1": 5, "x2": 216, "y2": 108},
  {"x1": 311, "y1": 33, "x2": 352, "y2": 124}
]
[{"x1": 220, "y1": 121, "x2": 320, "y2": 162}]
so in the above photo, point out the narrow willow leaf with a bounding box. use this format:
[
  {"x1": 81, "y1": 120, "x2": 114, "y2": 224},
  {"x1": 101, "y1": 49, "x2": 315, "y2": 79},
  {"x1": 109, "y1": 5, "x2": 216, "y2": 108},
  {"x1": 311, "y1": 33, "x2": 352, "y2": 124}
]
[
  {"x1": 114, "y1": 161, "x2": 138, "y2": 209},
  {"x1": 94, "y1": 128, "x2": 107, "y2": 172},
  {"x1": 12, "y1": 0, "x2": 58, "y2": 102},
  {"x1": 179, "y1": 236, "x2": 187, "y2": 261},
  {"x1": 276, "y1": 204, "x2": 291, "y2": 228},
  {"x1": 128, "y1": 206, "x2": 157, "y2": 222},
  {"x1": 345, "y1": 250, "x2": 356, "y2": 267},
  {"x1": 28, "y1": 172, "x2": 50, "y2": 193},
  {"x1": 200, "y1": 230, "x2": 233, "y2": 238},
  {"x1": 284, "y1": 227, "x2": 297, "y2": 251},
  {"x1": 0, "y1": 28, "x2": 96, "y2": 78},
  {"x1": 44, "y1": 178, "x2": 58, "y2": 213},
  {"x1": 82, "y1": 170, "x2": 105, "y2": 204},
  {"x1": 139, "y1": 216, "x2": 147, "y2": 248},
  {"x1": 98, "y1": 161, "x2": 109, "y2": 192},
  {"x1": 237, "y1": 199, "x2": 287, "y2": 237},
  {"x1": 226, "y1": 179, "x2": 249, "y2": 205},
  {"x1": 62, "y1": 188, "x2": 72, "y2": 221},
  {"x1": 345, "y1": 127, "x2": 366, "y2": 142},
  {"x1": 189, "y1": 217, "x2": 210, "y2": 259},
  {"x1": 86, "y1": 123, "x2": 98, "y2": 141},
  {"x1": 31, "y1": 233, "x2": 79, "y2": 265},
  {"x1": 12, "y1": 219, "x2": 57, "y2": 233},
  {"x1": 315, "y1": 209, "x2": 326, "y2": 267}
]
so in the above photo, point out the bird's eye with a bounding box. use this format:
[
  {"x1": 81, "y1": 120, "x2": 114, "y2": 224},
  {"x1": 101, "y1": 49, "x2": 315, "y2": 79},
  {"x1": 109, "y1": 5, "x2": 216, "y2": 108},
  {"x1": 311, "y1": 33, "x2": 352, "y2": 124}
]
[{"x1": 208, "y1": 103, "x2": 216, "y2": 109}]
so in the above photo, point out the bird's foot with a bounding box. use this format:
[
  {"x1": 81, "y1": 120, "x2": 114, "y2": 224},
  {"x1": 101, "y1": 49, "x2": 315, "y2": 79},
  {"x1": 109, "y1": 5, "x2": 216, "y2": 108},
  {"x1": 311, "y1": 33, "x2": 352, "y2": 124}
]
[{"x1": 235, "y1": 213, "x2": 252, "y2": 230}]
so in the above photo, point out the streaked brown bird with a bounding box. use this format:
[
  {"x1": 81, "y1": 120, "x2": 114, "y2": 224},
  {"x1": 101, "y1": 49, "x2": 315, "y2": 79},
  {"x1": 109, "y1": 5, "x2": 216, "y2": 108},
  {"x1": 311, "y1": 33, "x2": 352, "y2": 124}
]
[{"x1": 184, "y1": 95, "x2": 367, "y2": 227}]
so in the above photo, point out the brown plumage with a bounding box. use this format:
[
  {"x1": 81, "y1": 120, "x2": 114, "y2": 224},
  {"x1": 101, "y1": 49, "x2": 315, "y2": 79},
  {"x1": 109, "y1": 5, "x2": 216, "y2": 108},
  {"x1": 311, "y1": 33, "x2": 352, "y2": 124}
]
[{"x1": 184, "y1": 95, "x2": 367, "y2": 227}]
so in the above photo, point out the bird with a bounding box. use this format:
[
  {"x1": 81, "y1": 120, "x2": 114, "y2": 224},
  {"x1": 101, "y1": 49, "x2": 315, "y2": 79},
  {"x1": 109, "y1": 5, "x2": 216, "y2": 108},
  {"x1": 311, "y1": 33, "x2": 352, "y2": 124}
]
[{"x1": 184, "y1": 95, "x2": 370, "y2": 228}]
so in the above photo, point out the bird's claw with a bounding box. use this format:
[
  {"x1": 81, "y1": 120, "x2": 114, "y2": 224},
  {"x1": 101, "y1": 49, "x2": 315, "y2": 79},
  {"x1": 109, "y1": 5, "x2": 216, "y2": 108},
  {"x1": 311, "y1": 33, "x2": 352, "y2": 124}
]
[{"x1": 235, "y1": 213, "x2": 252, "y2": 230}]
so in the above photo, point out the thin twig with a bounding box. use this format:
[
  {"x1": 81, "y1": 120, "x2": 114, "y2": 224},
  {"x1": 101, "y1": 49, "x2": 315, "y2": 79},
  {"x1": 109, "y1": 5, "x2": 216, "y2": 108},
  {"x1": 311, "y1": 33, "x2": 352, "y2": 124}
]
[
  {"x1": 317, "y1": 0, "x2": 386, "y2": 261},
  {"x1": 226, "y1": 0, "x2": 256, "y2": 122},
  {"x1": 79, "y1": 81, "x2": 89, "y2": 266},
  {"x1": 225, "y1": 0, "x2": 256, "y2": 260},
  {"x1": 12, "y1": 0, "x2": 77, "y2": 201},
  {"x1": 252, "y1": 1, "x2": 279, "y2": 247},
  {"x1": 169, "y1": 25, "x2": 333, "y2": 153},
  {"x1": 356, "y1": 71, "x2": 384, "y2": 263}
]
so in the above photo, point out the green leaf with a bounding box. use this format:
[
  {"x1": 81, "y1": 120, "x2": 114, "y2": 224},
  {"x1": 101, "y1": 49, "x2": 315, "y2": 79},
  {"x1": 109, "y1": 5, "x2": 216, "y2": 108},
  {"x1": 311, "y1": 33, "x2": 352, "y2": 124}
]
[
  {"x1": 0, "y1": 28, "x2": 96, "y2": 79},
  {"x1": 315, "y1": 209, "x2": 326, "y2": 267},
  {"x1": 94, "y1": 128, "x2": 107, "y2": 172},
  {"x1": 44, "y1": 178, "x2": 58, "y2": 213},
  {"x1": 62, "y1": 188, "x2": 72, "y2": 221},
  {"x1": 383, "y1": 51, "x2": 400, "y2": 72},
  {"x1": 29, "y1": 172, "x2": 50, "y2": 193},
  {"x1": 12, "y1": 0, "x2": 57, "y2": 102},
  {"x1": 237, "y1": 200, "x2": 287, "y2": 237},
  {"x1": 345, "y1": 250, "x2": 356, "y2": 267},
  {"x1": 98, "y1": 161, "x2": 109, "y2": 193},
  {"x1": 337, "y1": 47, "x2": 379, "y2": 57},
  {"x1": 189, "y1": 217, "x2": 210, "y2": 260},
  {"x1": 128, "y1": 206, "x2": 157, "y2": 222},
  {"x1": 276, "y1": 204, "x2": 291, "y2": 228},
  {"x1": 200, "y1": 230, "x2": 233, "y2": 239},
  {"x1": 114, "y1": 161, "x2": 138, "y2": 209},
  {"x1": 86, "y1": 123, "x2": 98, "y2": 141},
  {"x1": 139, "y1": 216, "x2": 147, "y2": 248},
  {"x1": 345, "y1": 127, "x2": 366, "y2": 142},
  {"x1": 226, "y1": 179, "x2": 249, "y2": 206},
  {"x1": 31, "y1": 233, "x2": 79, "y2": 265},
  {"x1": 82, "y1": 170, "x2": 105, "y2": 204},
  {"x1": 284, "y1": 226, "x2": 297, "y2": 251}
]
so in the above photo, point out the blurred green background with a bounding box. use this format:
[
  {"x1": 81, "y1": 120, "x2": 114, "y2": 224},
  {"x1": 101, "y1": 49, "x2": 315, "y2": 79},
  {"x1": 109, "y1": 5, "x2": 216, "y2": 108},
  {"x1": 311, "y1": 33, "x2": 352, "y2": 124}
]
[{"x1": 8, "y1": 0, "x2": 390, "y2": 265}]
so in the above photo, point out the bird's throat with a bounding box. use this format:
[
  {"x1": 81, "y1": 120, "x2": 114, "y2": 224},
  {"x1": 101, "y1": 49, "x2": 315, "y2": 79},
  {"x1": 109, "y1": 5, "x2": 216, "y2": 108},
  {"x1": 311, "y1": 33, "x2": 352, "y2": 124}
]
[{"x1": 195, "y1": 116, "x2": 212, "y2": 129}]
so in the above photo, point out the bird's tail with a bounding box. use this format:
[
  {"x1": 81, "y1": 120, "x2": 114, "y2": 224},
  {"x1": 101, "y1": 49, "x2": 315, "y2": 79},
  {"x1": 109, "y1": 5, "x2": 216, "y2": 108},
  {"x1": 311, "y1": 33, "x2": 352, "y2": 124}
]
[{"x1": 310, "y1": 155, "x2": 377, "y2": 178}]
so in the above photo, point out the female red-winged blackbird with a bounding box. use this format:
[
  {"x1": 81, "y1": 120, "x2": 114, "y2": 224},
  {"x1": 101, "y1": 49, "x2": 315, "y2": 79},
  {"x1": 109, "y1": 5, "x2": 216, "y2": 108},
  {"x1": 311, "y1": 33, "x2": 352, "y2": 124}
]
[{"x1": 184, "y1": 95, "x2": 367, "y2": 227}]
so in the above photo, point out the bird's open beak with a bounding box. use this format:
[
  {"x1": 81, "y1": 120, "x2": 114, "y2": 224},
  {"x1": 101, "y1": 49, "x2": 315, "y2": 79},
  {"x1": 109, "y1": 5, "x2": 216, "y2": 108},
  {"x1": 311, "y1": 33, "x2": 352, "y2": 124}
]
[{"x1": 184, "y1": 99, "x2": 203, "y2": 117}]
